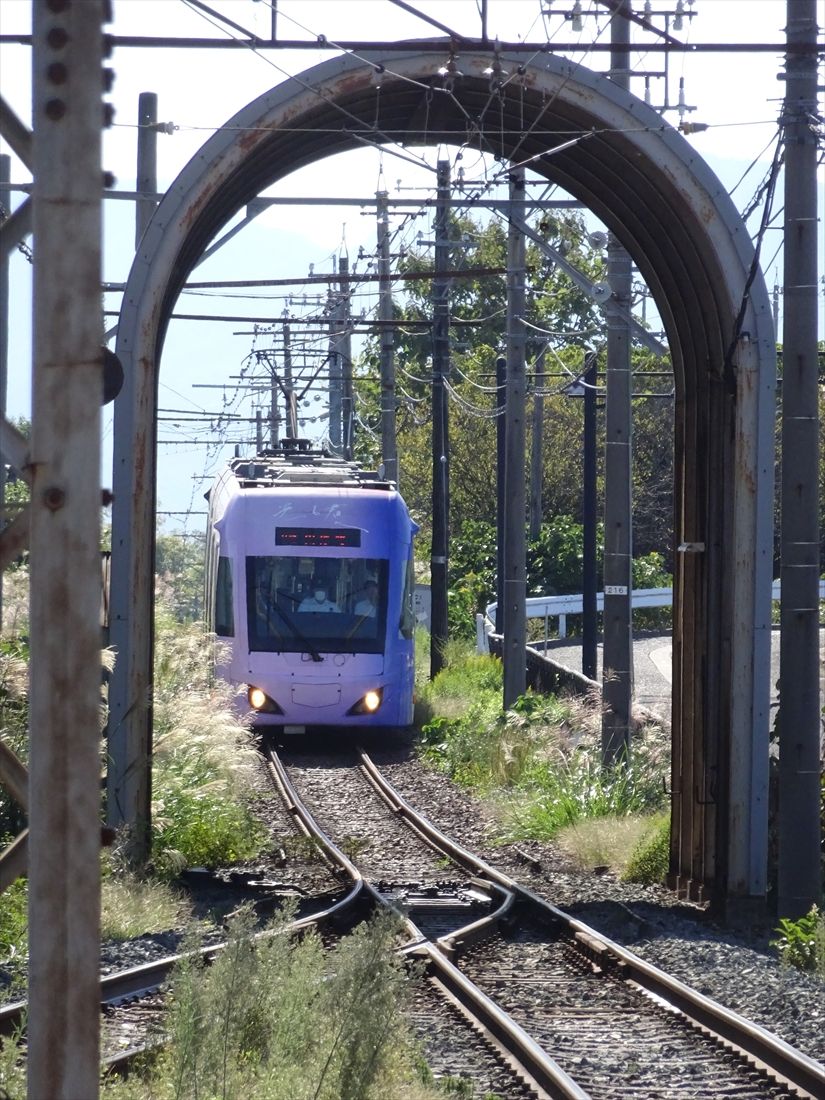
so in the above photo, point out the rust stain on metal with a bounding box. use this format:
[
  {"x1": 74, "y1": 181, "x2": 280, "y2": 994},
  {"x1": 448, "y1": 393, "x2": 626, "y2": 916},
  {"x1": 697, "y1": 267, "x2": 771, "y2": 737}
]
[
  {"x1": 181, "y1": 184, "x2": 215, "y2": 230},
  {"x1": 237, "y1": 126, "x2": 263, "y2": 154},
  {"x1": 327, "y1": 69, "x2": 376, "y2": 99}
]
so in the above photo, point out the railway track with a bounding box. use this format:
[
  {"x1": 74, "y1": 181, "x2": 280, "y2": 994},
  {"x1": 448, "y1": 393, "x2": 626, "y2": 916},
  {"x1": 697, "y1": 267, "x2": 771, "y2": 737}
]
[
  {"x1": 274, "y1": 741, "x2": 825, "y2": 1100},
  {"x1": 1, "y1": 739, "x2": 821, "y2": 1097}
]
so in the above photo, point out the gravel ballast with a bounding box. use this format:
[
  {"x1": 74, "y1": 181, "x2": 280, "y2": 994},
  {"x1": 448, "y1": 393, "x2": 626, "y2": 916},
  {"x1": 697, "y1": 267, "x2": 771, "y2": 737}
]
[
  {"x1": 369, "y1": 738, "x2": 824, "y2": 1066},
  {"x1": 5, "y1": 733, "x2": 818, "y2": 1078}
]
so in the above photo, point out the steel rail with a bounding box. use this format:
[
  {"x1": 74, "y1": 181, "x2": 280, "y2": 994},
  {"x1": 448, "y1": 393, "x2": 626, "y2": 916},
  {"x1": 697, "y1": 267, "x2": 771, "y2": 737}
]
[
  {"x1": 406, "y1": 939, "x2": 589, "y2": 1100},
  {"x1": 357, "y1": 749, "x2": 825, "y2": 1100},
  {"x1": 269, "y1": 744, "x2": 591, "y2": 1098},
  {"x1": 0, "y1": 868, "x2": 362, "y2": 1037},
  {"x1": 0, "y1": 760, "x2": 365, "y2": 1047}
]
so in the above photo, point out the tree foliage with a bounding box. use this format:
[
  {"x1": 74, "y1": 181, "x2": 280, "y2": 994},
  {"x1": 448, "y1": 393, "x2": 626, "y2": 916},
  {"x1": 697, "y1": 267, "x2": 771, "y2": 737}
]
[
  {"x1": 354, "y1": 207, "x2": 676, "y2": 576},
  {"x1": 155, "y1": 529, "x2": 205, "y2": 623}
]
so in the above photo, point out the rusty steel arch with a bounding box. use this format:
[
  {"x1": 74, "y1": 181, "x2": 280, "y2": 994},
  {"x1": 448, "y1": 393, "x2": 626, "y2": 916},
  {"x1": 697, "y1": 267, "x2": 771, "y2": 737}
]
[{"x1": 109, "y1": 46, "x2": 775, "y2": 910}]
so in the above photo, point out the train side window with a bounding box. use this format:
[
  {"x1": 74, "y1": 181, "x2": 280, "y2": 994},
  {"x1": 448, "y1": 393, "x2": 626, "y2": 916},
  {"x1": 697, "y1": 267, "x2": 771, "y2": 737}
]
[
  {"x1": 400, "y1": 556, "x2": 415, "y2": 639},
  {"x1": 215, "y1": 556, "x2": 234, "y2": 637}
]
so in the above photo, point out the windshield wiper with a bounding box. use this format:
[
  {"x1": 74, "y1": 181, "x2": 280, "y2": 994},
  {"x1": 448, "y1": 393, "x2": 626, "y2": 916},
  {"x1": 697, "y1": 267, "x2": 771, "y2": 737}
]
[{"x1": 271, "y1": 592, "x2": 323, "y2": 662}]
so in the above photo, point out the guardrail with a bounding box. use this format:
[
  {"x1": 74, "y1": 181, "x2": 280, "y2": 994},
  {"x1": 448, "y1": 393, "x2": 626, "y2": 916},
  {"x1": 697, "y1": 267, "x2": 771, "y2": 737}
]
[{"x1": 479, "y1": 580, "x2": 825, "y2": 653}]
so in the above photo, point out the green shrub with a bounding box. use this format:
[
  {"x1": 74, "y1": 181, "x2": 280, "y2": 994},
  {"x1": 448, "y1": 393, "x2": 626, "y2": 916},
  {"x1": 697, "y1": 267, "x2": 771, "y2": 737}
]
[
  {"x1": 527, "y1": 516, "x2": 598, "y2": 596},
  {"x1": 0, "y1": 876, "x2": 27, "y2": 979},
  {"x1": 0, "y1": 636, "x2": 29, "y2": 840},
  {"x1": 0, "y1": 1025, "x2": 26, "y2": 1099},
  {"x1": 621, "y1": 814, "x2": 671, "y2": 885},
  {"x1": 101, "y1": 905, "x2": 435, "y2": 1100},
  {"x1": 631, "y1": 552, "x2": 672, "y2": 630},
  {"x1": 771, "y1": 906, "x2": 825, "y2": 976},
  {"x1": 418, "y1": 645, "x2": 670, "y2": 850},
  {"x1": 420, "y1": 702, "x2": 507, "y2": 788},
  {"x1": 427, "y1": 648, "x2": 502, "y2": 700},
  {"x1": 505, "y1": 756, "x2": 665, "y2": 841},
  {"x1": 448, "y1": 575, "x2": 487, "y2": 641}
]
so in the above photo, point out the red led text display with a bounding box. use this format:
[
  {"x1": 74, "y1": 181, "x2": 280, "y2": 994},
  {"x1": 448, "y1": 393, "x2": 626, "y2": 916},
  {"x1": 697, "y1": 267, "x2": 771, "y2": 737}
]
[{"x1": 275, "y1": 527, "x2": 361, "y2": 548}]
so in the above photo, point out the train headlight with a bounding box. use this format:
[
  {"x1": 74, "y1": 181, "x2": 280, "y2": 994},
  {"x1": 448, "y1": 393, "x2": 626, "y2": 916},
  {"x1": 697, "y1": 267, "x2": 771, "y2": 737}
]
[
  {"x1": 347, "y1": 687, "x2": 384, "y2": 716},
  {"x1": 249, "y1": 686, "x2": 267, "y2": 710},
  {"x1": 247, "y1": 686, "x2": 283, "y2": 714},
  {"x1": 363, "y1": 689, "x2": 382, "y2": 713}
]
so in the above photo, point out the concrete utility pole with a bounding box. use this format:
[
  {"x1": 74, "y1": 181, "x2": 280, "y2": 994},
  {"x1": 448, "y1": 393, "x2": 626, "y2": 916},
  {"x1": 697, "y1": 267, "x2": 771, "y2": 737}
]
[
  {"x1": 268, "y1": 354, "x2": 279, "y2": 448},
  {"x1": 777, "y1": 0, "x2": 821, "y2": 920},
  {"x1": 283, "y1": 323, "x2": 297, "y2": 437},
  {"x1": 495, "y1": 352, "x2": 507, "y2": 636},
  {"x1": 376, "y1": 189, "x2": 398, "y2": 483},
  {"x1": 503, "y1": 167, "x2": 528, "y2": 708},
  {"x1": 601, "y1": 0, "x2": 634, "y2": 765},
  {"x1": 135, "y1": 92, "x2": 157, "y2": 247},
  {"x1": 582, "y1": 352, "x2": 599, "y2": 681},
  {"x1": 339, "y1": 253, "x2": 354, "y2": 458},
  {"x1": 327, "y1": 266, "x2": 342, "y2": 451},
  {"x1": 29, "y1": 3, "x2": 106, "y2": 1096},
  {"x1": 430, "y1": 156, "x2": 451, "y2": 678},
  {"x1": 529, "y1": 345, "x2": 545, "y2": 541}
]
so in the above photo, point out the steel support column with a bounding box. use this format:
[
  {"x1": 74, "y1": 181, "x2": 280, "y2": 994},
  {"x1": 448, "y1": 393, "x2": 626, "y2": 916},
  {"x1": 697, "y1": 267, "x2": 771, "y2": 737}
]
[{"x1": 29, "y1": 4, "x2": 104, "y2": 1095}]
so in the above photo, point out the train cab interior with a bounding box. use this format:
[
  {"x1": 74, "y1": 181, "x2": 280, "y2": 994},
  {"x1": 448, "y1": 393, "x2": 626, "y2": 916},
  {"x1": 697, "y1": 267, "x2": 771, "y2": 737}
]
[{"x1": 246, "y1": 555, "x2": 390, "y2": 653}]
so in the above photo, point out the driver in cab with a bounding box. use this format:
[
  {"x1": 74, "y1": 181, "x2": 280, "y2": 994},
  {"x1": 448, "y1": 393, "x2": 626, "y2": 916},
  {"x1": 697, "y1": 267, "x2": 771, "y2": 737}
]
[{"x1": 298, "y1": 587, "x2": 340, "y2": 613}]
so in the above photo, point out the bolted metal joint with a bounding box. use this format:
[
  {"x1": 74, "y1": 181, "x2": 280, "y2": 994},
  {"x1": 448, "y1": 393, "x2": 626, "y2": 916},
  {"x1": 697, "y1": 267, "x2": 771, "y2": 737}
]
[
  {"x1": 44, "y1": 98, "x2": 66, "y2": 121},
  {"x1": 42, "y1": 486, "x2": 66, "y2": 511}
]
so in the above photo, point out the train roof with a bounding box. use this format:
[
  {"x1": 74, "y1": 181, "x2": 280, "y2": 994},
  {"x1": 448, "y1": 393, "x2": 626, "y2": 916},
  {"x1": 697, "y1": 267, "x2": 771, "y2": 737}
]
[{"x1": 226, "y1": 439, "x2": 396, "y2": 491}]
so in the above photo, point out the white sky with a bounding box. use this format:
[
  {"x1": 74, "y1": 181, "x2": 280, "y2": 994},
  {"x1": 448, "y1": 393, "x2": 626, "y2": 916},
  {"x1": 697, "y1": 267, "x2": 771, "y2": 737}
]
[{"x1": 1, "y1": 0, "x2": 822, "y2": 529}]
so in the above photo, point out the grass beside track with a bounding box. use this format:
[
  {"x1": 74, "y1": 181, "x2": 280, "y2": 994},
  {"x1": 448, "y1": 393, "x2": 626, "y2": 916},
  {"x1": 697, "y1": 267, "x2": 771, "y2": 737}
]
[{"x1": 416, "y1": 638, "x2": 672, "y2": 883}]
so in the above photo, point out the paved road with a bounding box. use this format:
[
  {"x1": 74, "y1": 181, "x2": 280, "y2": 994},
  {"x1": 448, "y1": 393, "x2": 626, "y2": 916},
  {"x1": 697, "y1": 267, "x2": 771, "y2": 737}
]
[{"x1": 544, "y1": 629, "x2": 825, "y2": 728}]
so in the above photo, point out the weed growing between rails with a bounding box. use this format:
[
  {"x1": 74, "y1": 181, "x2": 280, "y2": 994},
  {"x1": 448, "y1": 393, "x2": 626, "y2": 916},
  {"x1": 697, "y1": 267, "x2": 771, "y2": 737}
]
[
  {"x1": 100, "y1": 905, "x2": 446, "y2": 1100},
  {"x1": 417, "y1": 639, "x2": 671, "y2": 879}
]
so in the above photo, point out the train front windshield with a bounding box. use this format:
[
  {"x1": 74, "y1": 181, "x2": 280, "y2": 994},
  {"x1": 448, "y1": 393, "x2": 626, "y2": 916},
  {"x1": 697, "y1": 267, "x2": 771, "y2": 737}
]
[{"x1": 247, "y1": 556, "x2": 389, "y2": 655}]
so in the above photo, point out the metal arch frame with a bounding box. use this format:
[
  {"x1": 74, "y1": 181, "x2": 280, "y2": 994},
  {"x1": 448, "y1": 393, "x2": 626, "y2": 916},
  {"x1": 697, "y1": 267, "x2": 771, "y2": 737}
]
[{"x1": 109, "y1": 46, "x2": 775, "y2": 908}]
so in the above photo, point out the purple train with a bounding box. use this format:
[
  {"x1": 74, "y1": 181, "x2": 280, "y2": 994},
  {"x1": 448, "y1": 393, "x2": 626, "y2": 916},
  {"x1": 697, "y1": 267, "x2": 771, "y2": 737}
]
[{"x1": 205, "y1": 440, "x2": 418, "y2": 731}]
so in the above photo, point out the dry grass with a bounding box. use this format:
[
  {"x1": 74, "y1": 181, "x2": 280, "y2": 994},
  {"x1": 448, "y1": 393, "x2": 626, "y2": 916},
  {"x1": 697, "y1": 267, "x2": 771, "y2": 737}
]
[
  {"x1": 101, "y1": 857, "x2": 191, "y2": 941},
  {"x1": 554, "y1": 814, "x2": 660, "y2": 875},
  {"x1": 149, "y1": 615, "x2": 266, "y2": 875},
  {"x1": 1, "y1": 569, "x2": 29, "y2": 637}
]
